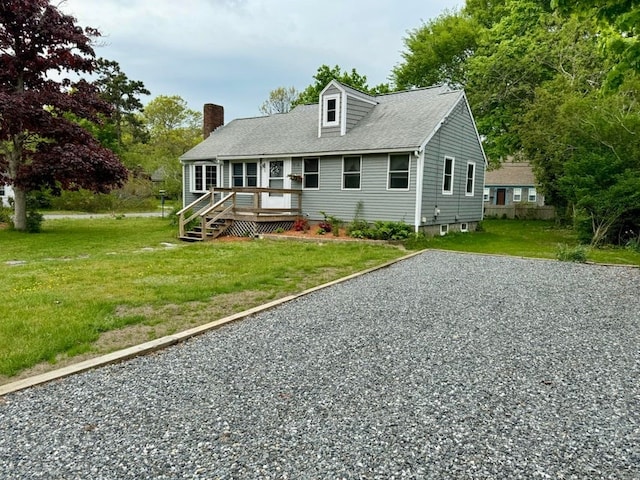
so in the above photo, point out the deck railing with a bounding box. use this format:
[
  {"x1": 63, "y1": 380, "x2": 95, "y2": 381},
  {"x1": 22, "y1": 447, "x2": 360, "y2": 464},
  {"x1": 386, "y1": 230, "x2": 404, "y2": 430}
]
[{"x1": 178, "y1": 187, "x2": 303, "y2": 238}]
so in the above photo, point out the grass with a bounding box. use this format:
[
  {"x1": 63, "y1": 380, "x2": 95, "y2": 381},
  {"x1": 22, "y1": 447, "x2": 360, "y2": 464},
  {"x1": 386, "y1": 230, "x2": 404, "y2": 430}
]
[
  {"x1": 0, "y1": 217, "x2": 405, "y2": 380},
  {"x1": 407, "y1": 219, "x2": 640, "y2": 266},
  {"x1": 2, "y1": 217, "x2": 638, "y2": 383}
]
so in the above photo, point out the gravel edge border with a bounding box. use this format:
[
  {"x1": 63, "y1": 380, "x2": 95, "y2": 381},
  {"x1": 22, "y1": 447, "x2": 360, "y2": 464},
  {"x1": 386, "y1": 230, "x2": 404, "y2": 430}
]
[{"x1": 0, "y1": 249, "x2": 425, "y2": 397}]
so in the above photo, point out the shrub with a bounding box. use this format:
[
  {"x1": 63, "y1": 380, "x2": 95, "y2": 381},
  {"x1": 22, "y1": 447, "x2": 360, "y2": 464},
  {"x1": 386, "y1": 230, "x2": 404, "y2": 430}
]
[
  {"x1": 318, "y1": 220, "x2": 332, "y2": 233},
  {"x1": 319, "y1": 211, "x2": 342, "y2": 236},
  {"x1": 556, "y1": 243, "x2": 588, "y2": 263},
  {"x1": 25, "y1": 210, "x2": 44, "y2": 233},
  {"x1": 0, "y1": 206, "x2": 11, "y2": 224},
  {"x1": 293, "y1": 217, "x2": 309, "y2": 232},
  {"x1": 369, "y1": 221, "x2": 413, "y2": 240},
  {"x1": 626, "y1": 235, "x2": 640, "y2": 253}
]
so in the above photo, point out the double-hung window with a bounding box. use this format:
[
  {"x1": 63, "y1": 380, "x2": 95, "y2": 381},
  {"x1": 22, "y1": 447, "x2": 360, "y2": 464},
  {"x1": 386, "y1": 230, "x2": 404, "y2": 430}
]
[
  {"x1": 388, "y1": 154, "x2": 410, "y2": 190},
  {"x1": 232, "y1": 162, "x2": 258, "y2": 187},
  {"x1": 303, "y1": 157, "x2": 319, "y2": 189},
  {"x1": 192, "y1": 164, "x2": 217, "y2": 192},
  {"x1": 442, "y1": 156, "x2": 454, "y2": 195},
  {"x1": 466, "y1": 162, "x2": 476, "y2": 196},
  {"x1": 343, "y1": 156, "x2": 361, "y2": 189},
  {"x1": 528, "y1": 187, "x2": 537, "y2": 203},
  {"x1": 483, "y1": 188, "x2": 490, "y2": 202},
  {"x1": 323, "y1": 94, "x2": 340, "y2": 127},
  {"x1": 513, "y1": 187, "x2": 522, "y2": 202}
]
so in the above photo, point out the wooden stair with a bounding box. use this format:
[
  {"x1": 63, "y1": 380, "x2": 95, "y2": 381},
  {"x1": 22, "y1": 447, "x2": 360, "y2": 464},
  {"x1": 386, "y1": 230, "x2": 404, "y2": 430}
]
[
  {"x1": 180, "y1": 218, "x2": 233, "y2": 242},
  {"x1": 178, "y1": 191, "x2": 236, "y2": 242}
]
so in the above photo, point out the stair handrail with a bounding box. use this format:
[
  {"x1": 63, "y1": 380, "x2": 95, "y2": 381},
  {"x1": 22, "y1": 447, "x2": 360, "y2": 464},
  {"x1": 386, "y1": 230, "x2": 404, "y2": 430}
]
[
  {"x1": 199, "y1": 191, "x2": 235, "y2": 219},
  {"x1": 178, "y1": 190, "x2": 213, "y2": 238},
  {"x1": 205, "y1": 203, "x2": 234, "y2": 230},
  {"x1": 176, "y1": 190, "x2": 212, "y2": 216}
]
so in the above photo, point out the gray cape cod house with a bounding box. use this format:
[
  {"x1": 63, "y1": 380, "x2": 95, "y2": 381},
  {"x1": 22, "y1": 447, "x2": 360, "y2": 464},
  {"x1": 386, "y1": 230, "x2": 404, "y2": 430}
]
[{"x1": 178, "y1": 80, "x2": 487, "y2": 240}]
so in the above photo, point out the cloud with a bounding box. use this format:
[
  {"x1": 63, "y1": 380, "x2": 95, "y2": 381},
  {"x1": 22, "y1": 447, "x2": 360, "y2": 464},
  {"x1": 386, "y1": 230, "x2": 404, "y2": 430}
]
[{"x1": 60, "y1": 0, "x2": 462, "y2": 120}]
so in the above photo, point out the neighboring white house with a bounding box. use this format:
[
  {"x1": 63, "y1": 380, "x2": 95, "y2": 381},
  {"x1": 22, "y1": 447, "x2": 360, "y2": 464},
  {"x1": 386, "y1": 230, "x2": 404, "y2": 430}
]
[{"x1": 0, "y1": 184, "x2": 13, "y2": 207}]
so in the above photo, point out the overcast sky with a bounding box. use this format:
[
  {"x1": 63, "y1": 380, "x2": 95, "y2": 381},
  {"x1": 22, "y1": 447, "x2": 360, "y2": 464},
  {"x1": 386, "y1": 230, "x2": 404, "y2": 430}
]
[{"x1": 61, "y1": 0, "x2": 462, "y2": 123}]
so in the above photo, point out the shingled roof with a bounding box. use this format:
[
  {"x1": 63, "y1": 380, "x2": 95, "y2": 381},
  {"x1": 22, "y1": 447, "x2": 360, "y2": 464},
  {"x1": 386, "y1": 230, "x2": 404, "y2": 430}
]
[
  {"x1": 180, "y1": 84, "x2": 464, "y2": 161},
  {"x1": 485, "y1": 161, "x2": 537, "y2": 186}
]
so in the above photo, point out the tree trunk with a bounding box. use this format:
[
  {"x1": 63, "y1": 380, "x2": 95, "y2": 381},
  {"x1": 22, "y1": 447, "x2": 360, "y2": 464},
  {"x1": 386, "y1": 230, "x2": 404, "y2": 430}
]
[
  {"x1": 13, "y1": 187, "x2": 27, "y2": 231},
  {"x1": 8, "y1": 133, "x2": 27, "y2": 231}
]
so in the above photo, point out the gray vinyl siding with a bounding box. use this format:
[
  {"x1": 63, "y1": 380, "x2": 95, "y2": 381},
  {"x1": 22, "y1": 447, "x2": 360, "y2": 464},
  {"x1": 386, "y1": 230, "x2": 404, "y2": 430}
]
[
  {"x1": 346, "y1": 96, "x2": 375, "y2": 132},
  {"x1": 421, "y1": 100, "x2": 485, "y2": 226},
  {"x1": 301, "y1": 153, "x2": 417, "y2": 223},
  {"x1": 182, "y1": 163, "x2": 199, "y2": 206}
]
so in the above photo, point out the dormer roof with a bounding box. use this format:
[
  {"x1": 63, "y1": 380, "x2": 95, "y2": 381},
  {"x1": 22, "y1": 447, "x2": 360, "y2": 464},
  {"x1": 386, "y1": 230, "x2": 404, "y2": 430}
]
[{"x1": 317, "y1": 80, "x2": 378, "y2": 137}]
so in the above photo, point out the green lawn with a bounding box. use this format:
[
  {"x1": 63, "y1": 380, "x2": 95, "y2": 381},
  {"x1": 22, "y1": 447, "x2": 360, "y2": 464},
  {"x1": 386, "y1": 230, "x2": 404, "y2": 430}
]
[
  {"x1": 409, "y1": 219, "x2": 640, "y2": 266},
  {"x1": 1, "y1": 217, "x2": 638, "y2": 382},
  {"x1": 0, "y1": 217, "x2": 405, "y2": 380}
]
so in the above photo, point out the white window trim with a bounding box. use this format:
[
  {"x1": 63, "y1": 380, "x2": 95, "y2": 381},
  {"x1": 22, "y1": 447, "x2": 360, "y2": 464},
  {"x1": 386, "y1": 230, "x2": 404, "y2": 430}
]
[
  {"x1": 302, "y1": 157, "x2": 320, "y2": 190},
  {"x1": 387, "y1": 154, "x2": 411, "y2": 191},
  {"x1": 442, "y1": 156, "x2": 455, "y2": 195},
  {"x1": 440, "y1": 224, "x2": 449, "y2": 236},
  {"x1": 342, "y1": 155, "x2": 362, "y2": 190},
  {"x1": 465, "y1": 161, "x2": 476, "y2": 196},
  {"x1": 513, "y1": 187, "x2": 522, "y2": 202},
  {"x1": 528, "y1": 187, "x2": 537, "y2": 203},
  {"x1": 322, "y1": 93, "x2": 340, "y2": 127},
  {"x1": 191, "y1": 163, "x2": 218, "y2": 193},
  {"x1": 230, "y1": 162, "x2": 258, "y2": 188},
  {"x1": 460, "y1": 223, "x2": 469, "y2": 233},
  {"x1": 483, "y1": 187, "x2": 490, "y2": 202}
]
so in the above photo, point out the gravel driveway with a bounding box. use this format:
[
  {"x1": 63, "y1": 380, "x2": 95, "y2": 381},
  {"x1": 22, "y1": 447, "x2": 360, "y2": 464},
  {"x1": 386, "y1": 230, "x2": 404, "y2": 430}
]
[{"x1": 1, "y1": 251, "x2": 639, "y2": 479}]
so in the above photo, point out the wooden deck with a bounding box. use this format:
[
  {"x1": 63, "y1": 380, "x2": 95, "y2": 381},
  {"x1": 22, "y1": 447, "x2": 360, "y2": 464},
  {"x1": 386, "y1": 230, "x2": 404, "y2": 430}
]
[{"x1": 177, "y1": 188, "x2": 302, "y2": 241}]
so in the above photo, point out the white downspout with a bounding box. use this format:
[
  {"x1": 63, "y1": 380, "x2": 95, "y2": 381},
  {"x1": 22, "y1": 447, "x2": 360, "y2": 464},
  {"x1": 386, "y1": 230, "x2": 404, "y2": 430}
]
[{"x1": 414, "y1": 149, "x2": 425, "y2": 232}]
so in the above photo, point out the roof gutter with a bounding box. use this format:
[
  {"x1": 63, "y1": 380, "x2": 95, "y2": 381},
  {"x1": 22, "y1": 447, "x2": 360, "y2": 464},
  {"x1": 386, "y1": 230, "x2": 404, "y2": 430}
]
[{"x1": 180, "y1": 146, "x2": 421, "y2": 162}]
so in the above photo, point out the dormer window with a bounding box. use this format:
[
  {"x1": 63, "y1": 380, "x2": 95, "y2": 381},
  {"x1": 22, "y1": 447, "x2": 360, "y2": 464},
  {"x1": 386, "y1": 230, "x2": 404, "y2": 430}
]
[
  {"x1": 323, "y1": 94, "x2": 340, "y2": 127},
  {"x1": 327, "y1": 99, "x2": 336, "y2": 122}
]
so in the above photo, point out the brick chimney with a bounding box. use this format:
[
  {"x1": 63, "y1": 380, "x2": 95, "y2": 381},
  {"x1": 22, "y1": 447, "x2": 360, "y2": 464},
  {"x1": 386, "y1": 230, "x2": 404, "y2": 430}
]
[{"x1": 203, "y1": 103, "x2": 224, "y2": 139}]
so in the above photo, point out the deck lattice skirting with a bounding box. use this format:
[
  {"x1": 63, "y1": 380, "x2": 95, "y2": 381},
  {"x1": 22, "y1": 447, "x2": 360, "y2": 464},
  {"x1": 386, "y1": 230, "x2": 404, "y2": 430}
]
[{"x1": 226, "y1": 220, "x2": 295, "y2": 237}]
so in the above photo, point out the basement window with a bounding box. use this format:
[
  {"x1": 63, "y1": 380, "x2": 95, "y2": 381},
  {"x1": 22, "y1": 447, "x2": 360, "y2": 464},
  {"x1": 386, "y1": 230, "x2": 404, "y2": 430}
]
[{"x1": 440, "y1": 224, "x2": 449, "y2": 236}]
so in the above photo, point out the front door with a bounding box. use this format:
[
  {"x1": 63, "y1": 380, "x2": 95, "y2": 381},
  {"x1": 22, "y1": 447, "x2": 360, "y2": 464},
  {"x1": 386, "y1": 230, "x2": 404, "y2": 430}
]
[
  {"x1": 496, "y1": 188, "x2": 506, "y2": 205},
  {"x1": 261, "y1": 159, "x2": 290, "y2": 209}
]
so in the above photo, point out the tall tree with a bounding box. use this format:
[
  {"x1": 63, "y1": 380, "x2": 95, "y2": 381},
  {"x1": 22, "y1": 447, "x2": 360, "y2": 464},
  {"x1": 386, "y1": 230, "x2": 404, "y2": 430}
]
[
  {"x1": 294, "y1": 65, "x2": 391, "y2": 106},
  {"x1": 259, "y1": 86, "x2": 298, "y2": 115},
  {"x1": 0, "y1": 0, "x2": 128, "y2": 231},
  {"x1": 93, "y1": 58, "x2": 150, "y2": 148},
  {"x1": 122, "y1": 95, "x2": 202, "y2": 199},
  {"x1": 393, "y1": 11, "x2": 479, "y2": 89}
]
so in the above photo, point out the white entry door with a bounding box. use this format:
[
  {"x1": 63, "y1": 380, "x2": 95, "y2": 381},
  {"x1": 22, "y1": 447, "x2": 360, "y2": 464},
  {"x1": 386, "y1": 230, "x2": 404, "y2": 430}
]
[{"x1": 261, "y1": 159, "x2": 291, "y2": 209}]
